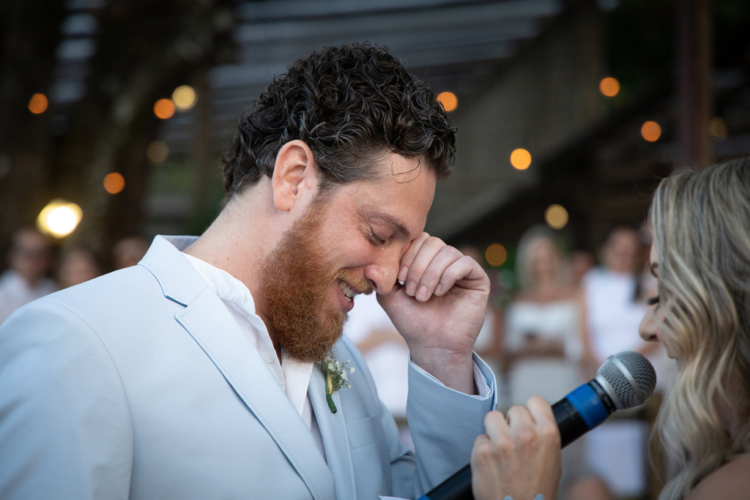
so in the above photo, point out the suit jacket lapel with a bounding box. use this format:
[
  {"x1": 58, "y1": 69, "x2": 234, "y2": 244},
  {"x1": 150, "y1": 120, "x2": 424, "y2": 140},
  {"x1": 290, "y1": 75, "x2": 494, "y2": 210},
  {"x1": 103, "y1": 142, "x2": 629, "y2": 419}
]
[
  {"x1": 176, "y1": 289, "x2": 336, "y2": 500},
  {"x1": 309, "y1": 344, "x2": 356, "y2": 500},
  {"x1": 140, "y1": 237, "x2": 335, "y2": 500}
]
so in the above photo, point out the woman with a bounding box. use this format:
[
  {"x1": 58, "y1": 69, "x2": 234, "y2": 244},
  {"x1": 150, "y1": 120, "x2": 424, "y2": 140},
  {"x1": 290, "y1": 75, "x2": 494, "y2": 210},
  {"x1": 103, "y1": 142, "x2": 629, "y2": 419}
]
[
  {"x1": 638, "y1": 160, "x2": 750, "y2": 499},
  {"x1": 505, "y1": 227, "x2": 584, "y2": 408},
  {"x1": 470, "y1": 160, "x2": 750, "y2": 500}
]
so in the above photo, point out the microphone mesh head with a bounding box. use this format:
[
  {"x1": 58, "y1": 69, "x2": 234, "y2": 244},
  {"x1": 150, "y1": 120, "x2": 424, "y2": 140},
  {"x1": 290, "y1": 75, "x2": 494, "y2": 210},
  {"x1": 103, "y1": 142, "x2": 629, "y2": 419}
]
[{"x1": 597, "y1": 351, "x2": 657, "y2": 409}]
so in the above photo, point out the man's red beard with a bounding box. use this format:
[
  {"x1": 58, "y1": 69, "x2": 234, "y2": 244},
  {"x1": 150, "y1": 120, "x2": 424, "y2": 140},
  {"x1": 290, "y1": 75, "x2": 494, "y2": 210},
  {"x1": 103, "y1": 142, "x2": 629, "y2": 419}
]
[{"x1": 261, "y1": 198, "x2": 370, "y2": 362}]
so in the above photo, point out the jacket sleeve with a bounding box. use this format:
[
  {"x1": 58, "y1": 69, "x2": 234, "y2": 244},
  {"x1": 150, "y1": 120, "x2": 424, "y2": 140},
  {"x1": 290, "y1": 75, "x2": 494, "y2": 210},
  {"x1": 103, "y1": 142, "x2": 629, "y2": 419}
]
[
  {"x1": 343, "y1": 334, "x2": 497, "y2": 500},
  {"x1": 0, "y1": 299, "x2": 134, "y2": 500},
  {"x1": 396, "y1": 354, "x2": 497, "y2": 498}
]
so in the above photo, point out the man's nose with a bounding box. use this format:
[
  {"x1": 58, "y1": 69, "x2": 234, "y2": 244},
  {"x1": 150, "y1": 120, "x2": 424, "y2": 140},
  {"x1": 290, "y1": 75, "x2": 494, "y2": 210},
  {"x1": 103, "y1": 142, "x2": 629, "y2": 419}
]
[{"x1": 364, "y1": 248, "x2": 401, "y2": 295}]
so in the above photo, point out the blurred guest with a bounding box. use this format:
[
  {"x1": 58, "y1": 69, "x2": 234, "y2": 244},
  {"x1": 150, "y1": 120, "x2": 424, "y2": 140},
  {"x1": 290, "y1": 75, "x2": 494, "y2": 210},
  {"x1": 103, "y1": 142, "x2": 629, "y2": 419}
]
[
  {"x1": 0, "y1": 228, "x2": 55, "y2": 324},
  {"x1": 504, "y1": 227, "x2": 601, "y2": 500},
  {"x1": 569, "y1": 250, "x2": 595, "y2": 289},
  {"x1": 113, "y1": 236, "x2": 149, "y2": 269},
  {"x1": 58, "y1": 247, "x2": 102, "y2": 289},
  {"x1": 580, "y1": 227, "x2": 657, "y2": 498},
  {"x1": 505, "y1": 227, "x2": 583, "y2": 407}
]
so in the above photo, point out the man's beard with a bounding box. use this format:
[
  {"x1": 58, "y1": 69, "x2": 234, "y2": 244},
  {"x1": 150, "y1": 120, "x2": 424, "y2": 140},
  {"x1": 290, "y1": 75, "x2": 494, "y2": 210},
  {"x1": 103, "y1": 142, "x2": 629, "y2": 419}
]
[{"x1": 260, "y1": 199, "x2": 368, "y2": 363}]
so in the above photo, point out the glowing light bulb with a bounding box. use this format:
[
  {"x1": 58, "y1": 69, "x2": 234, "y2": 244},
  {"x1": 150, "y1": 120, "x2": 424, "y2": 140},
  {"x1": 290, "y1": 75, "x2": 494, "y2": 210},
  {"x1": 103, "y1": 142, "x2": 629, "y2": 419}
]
[
  {"x1": 545, "y1": 204, "x2": 568, "y2": 230},
  {"x1": 154, "y1": 99, "x2": 176, "y2": 119},
  {"x1": 172, "y1": 85, "x2": 197, "y2": 111},
  {"x1": 485, "y1": 243, "x2": 507, "y2": 267},
  {"x1": 599, "y1": 77, "x2": 620, "y2": 97},
  {"x1": 28, "y1": 94, "x2": 49, "y2": 114},
  {"x1": 641, "y1": 121, "x2": 661, "y2": 142},
  {"x1": 437, "y1": 91, "x2": 458, "y2": 112},
  {"x1": 37, "y1": 199, "x2": 83, "y2": 238},
  {"x1": 510, "y1": 148, "x2": 532, "y2": 170},
  {"x1": 103, "y1": 173, "x2": 125, "y2": 194}
]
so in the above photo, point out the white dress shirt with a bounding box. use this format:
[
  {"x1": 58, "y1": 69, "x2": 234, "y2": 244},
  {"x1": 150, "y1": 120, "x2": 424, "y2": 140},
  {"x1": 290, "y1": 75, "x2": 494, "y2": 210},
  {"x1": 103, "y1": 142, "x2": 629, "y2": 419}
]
[{"x1": 183, "y1": 252, "x2": 491, "y2": 461}]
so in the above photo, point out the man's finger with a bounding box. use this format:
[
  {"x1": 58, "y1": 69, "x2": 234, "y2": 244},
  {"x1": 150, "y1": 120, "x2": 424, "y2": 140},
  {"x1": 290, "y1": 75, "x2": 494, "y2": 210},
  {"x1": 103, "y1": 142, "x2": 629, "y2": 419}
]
[
  {"x1": 525, "y1": 396, "x2": 561, "y2": 446},
  {"x1": 412, "y1": 246, "x2": 463, "y2": 301},
  {"x1": 483, "y1": 410, "x2": 510, "y2": 443},
  {"x1": 397, "y1": 232, "x2": 430, "y2": 284},
  {"x1": 402, "y1": 236, "x2": 445, "y2": 298},
  {"x1": 434, "y1": 256, "x2": 482, "y2": 296}
]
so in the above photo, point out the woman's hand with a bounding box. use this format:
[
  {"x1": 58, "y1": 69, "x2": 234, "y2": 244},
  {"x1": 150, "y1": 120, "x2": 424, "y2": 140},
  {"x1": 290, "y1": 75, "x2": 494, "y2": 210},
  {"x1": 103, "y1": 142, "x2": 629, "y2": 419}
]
[{"x1": 471, "y1": 398, "x2": 561, "y2": 500}]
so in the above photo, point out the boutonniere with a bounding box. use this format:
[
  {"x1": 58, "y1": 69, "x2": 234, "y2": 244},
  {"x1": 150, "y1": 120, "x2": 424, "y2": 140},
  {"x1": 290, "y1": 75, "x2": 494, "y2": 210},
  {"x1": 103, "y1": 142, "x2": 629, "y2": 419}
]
[{"x1": 321, "y1": 357, "x2": 355, "y2": 414}]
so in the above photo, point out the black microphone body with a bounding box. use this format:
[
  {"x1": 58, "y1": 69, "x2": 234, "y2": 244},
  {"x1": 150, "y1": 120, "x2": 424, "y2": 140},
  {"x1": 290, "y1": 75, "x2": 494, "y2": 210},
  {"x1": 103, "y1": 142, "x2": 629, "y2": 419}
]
[{"x1": 417, "y1": 352, "x2": 656, "y2": 500}]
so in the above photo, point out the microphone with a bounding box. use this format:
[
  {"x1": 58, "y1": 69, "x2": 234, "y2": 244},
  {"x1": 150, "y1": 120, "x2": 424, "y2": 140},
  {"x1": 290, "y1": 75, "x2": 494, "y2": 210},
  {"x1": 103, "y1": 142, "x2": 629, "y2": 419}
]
[{"x1": 418, "y1": 351, "x2": 657, "y2": 500}]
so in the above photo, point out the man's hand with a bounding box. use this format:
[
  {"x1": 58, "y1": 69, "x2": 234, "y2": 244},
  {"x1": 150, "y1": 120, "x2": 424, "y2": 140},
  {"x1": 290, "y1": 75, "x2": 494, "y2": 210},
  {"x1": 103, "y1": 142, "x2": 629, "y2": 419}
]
[
  {"x1": 377, "y1": 232, "x2": 490, "y2": 394},
  {"x1": 471, "y1": 398, "x2": 561, "y2": 500}
]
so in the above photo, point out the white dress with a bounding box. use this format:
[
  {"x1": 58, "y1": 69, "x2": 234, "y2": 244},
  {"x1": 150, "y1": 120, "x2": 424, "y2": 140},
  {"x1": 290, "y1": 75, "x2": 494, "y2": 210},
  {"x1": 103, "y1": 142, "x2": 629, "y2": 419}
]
[{"x1": 504, "y1": 300, "x2": 583, "y2": 407}]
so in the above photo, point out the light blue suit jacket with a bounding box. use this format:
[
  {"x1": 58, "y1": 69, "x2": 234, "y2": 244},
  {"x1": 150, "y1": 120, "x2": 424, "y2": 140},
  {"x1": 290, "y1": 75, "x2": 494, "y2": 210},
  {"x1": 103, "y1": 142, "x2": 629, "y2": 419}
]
[{"x1": 0, "y1": 235, "x2": 496, "y2": 499}]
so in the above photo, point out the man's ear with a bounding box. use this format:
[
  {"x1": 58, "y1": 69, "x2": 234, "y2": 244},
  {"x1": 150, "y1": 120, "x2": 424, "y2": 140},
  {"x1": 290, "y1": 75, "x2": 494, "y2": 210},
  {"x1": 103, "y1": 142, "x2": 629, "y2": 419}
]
[{"x1": 271, "y1": 140, "x2": 320, "y2": 212}]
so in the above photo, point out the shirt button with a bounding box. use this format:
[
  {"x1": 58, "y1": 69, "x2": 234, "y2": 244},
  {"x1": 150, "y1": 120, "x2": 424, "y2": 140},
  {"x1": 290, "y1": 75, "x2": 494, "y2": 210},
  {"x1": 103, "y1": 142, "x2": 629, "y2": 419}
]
[{"x1": 263, "y1": 352, "x2": 275, "y2": 364}]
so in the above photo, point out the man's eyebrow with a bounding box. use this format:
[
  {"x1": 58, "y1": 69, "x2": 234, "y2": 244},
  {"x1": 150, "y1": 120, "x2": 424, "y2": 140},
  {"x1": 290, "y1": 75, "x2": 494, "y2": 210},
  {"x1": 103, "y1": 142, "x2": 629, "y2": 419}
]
[
  {"x1": 362, "y1": 209, "x2": 411, "y2": 239},
  {"x1": 650, "y1": 262, "x2": 659, "y2": 278}
]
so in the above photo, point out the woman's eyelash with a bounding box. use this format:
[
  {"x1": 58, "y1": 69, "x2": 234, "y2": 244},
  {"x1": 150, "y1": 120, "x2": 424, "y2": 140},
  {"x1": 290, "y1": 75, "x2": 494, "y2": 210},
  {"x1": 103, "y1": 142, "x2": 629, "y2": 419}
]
[{"x1": 647, "y1": 296, "x2": 660, "y2": 306}]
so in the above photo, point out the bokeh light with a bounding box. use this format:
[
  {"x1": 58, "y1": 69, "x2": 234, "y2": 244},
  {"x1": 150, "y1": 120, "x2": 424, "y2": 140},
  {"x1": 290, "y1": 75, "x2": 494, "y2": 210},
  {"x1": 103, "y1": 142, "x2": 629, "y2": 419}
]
[
  {"x1": 28, "y1": 93, "x2": 49, "y2": 114},
  {"x1": 437, "y1": 91, "x2": 458, "y2": 112},
  {"x1": 485, "y1": 243, "x2": 507, "y2": 267},
  {"x1": 599, "y1": 77, "x2": 620, "y2": 97},
  {"x1": 147, "y1": 140, "x2": 169, "y2": 163},
  {"x1": 37, "y1": 199, "x2": 82, "y2": 238},
  {"x1": 103, "y1": 172, "x2": 125, "y2": 194},
  {"x1": 709, "y1": 117, "x2": 728, "y2": 139},
  {"x1": 641, "y1": 121, "x2": 661, "y2": 142},
  {"x1": 545, "y1": 204, "x2": 569, "y2": 230},
  {"x1": 154, "y1": 99, "x2": 175, "y2": 119},
  {"x1": 172, "y1": 85, "x2": 197, "y2": 111},
  {"x1": 510, "y1": 148, "x2": 532, "y2": 170}
]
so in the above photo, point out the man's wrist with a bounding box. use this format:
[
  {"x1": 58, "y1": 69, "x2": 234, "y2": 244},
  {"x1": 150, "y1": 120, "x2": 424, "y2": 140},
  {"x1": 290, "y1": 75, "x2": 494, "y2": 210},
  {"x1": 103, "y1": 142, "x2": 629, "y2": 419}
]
[{"x1": 409, "y1": 347, "x2": 475, "y2": 395}]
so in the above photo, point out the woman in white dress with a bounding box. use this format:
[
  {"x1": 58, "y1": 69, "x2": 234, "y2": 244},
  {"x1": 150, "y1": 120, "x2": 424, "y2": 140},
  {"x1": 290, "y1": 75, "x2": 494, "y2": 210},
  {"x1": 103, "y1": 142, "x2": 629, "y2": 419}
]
[
  {"x1": 504, "y1": 227, "x2": 611, "y2": 500},
  {"x1": 505, "y1": 227, "x2": 584, "y2": 408}
]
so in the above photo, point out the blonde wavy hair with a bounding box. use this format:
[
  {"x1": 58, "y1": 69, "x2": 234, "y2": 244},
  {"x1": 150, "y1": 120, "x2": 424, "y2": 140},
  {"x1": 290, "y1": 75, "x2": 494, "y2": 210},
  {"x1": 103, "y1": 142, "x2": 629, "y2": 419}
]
[{"x1": 649, "y1": 159, "x2": 750, "y2": 499}]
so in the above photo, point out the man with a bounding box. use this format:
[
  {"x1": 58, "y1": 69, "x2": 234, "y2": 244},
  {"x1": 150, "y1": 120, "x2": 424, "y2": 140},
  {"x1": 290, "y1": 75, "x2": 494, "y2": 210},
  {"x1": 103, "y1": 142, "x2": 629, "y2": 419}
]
[
  {"x1": 0, "y1": 227, "x2": 55, "y2": 325},
  {"x1": 0, "y1": 44, "x2": 559, "y2": 499}
]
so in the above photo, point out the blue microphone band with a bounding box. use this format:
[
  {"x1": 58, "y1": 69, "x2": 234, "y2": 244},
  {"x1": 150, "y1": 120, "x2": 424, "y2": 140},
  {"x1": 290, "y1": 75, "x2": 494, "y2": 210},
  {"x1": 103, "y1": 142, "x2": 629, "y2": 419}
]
[{"x1": 564, "y1": 383, "x2": 609, "y2": 429}]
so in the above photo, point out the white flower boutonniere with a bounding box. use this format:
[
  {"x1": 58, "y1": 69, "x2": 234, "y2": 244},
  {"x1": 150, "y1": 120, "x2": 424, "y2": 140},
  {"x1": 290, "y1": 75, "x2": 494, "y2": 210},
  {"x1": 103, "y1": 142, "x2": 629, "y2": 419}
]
[{"x1": 321, "y1": 357, "x2": 355, "y2": 414}]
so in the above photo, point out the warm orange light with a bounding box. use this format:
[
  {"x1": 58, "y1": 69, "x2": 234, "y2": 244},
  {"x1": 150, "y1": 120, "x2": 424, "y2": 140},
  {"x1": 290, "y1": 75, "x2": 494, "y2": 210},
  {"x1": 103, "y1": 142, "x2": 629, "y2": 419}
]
[
  {"x1": 437, "y1": 91, "x2": 458, "y2": 112},
  {"x1": 485, "y1": 244, "x2": 507, "y2": 267},
  {"x1": 103, "y1": 173, "x2": 125, "y2": 194},
  {"x1": 710, "y1": 117, "x2": 727, "y2": 139},
  {"x1": 28, "y1": 94, "x2": 49, "y2": 114},
  {"x1": 599, "y1": 77, "x2": 620, "y2": 97},
  {"x1": 154, "y1": 99, "x2": 176, "y2": 119},
  {"x1": 510, "y1": 148, "x2": 532, "y2": 170},
  {"x1": 641, "y1": 121, "x2": 662, "y2": 142}
]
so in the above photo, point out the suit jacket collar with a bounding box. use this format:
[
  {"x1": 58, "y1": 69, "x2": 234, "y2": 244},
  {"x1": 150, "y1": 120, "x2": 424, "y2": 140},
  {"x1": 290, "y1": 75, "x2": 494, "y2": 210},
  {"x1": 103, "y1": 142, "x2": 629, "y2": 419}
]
[{"x1": 139, "y1": 235, "x2": 337, "y2": 500}]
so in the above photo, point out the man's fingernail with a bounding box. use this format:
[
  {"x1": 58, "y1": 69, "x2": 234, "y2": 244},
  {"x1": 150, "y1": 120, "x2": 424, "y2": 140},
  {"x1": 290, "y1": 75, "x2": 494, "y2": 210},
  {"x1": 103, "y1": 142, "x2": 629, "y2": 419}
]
[
  {"x1": 398, "y1": 266, "x2": 408, "y2": 282},
  {"x1": 397, "y1": 279, "x2": 405, "y2": 287},
  {"x1": 406, "y1": 280, "x2": 417, "y2": 296},
  {"x1": 435, "y1": 284, "x2": 443, "y2": 295},
  {"x1": 416, "y1": 285, "x2": 428, "y2": 301}
]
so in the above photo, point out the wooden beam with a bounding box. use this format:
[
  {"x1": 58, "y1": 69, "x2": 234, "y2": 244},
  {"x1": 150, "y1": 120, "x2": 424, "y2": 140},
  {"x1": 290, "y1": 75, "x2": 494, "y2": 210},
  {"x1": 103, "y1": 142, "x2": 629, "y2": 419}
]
[{"x1": 677, "y1": 0, "x2": 712, "y2": 168}]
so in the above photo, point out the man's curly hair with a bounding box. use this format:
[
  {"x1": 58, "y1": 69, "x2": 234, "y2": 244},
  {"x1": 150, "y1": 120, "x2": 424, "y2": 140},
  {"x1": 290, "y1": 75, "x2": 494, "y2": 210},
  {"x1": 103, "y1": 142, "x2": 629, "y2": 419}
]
[{"x1": 222, "y1": 42, "x2": 456, "y2": 198}]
